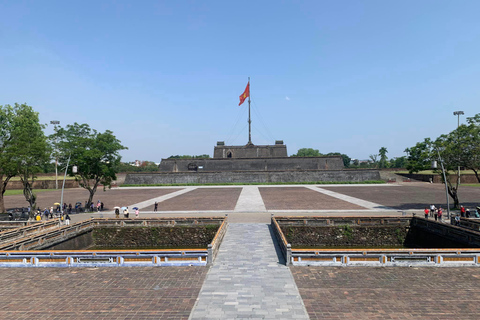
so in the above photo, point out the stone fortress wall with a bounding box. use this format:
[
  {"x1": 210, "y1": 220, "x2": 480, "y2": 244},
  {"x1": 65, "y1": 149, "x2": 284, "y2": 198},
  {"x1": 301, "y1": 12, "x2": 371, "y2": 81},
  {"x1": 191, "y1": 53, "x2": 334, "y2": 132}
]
[
  {"x1": 158, "y1": 156, "x2": 345, "y2": 172},
  {"x1": 124, "y1": 169, "x2": 380, "y2": 185}
]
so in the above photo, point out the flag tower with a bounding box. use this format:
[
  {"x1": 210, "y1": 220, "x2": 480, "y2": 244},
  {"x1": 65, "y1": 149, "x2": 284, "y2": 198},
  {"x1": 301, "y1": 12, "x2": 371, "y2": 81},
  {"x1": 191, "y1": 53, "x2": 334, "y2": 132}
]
[{"x1": 238, "y1": 77, "x2": 252, "y2": 145}]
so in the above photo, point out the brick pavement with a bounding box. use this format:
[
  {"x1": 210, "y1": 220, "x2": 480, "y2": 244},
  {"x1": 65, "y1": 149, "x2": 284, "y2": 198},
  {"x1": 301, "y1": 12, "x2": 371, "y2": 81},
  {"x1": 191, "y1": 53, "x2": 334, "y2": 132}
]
[
  {"x1": 0, "y1": 267, "x2": 208, "y2": 319},
  {"x1": 259, "y1": 187, "x2": 365, "y2": 210},
  {"x1": 153, "y1": 188, "x2": 242, "y2": 211},
  {"x1": 322, "y1": 183, "x2": 480, "y2": 210},
  {"x1": 292, "y1": 266, "x2": 480, "y2": 319}
]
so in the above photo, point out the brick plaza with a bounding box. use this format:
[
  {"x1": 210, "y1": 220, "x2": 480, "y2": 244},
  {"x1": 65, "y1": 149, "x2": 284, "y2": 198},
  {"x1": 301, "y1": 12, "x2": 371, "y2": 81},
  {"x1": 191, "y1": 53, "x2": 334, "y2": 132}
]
[{"x1": 2, "y1": 182, "x2": 480, "y2": 319}]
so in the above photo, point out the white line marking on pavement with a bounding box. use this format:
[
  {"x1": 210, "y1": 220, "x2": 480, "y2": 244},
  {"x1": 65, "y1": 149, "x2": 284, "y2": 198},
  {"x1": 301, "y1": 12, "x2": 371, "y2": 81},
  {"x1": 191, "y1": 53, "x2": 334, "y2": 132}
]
[
  {"x1": 306, "y1": 185, "x2": 391, "y2": 210},
  {"x1": 127, "y1": 187, "x2": 198, "y2": 210},
  {"x1": 234, "y1": 186, "x2": 267, "y2": 212}
]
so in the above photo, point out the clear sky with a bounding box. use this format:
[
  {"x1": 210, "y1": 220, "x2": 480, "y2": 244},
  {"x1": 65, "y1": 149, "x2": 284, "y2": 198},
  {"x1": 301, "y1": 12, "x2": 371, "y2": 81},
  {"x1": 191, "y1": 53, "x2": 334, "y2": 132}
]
[{"x1": 1, "y1": 1, "x2": 479, "y2": 162}]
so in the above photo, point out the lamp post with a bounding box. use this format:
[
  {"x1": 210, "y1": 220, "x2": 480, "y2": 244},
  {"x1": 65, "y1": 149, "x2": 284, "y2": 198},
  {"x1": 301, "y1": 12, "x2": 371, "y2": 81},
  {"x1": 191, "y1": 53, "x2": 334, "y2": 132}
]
[
  {"x1": 453, "y1": 111, "x2": 464, "y2": 185},
  {"x1": 432, "y1": 150, "x2": 451, "y2": 219},
  {"x1": 60, "y1": 155, "x2": 77, "y2": 214},
  {"x1": 50, "y1": 120, "x2": 60, "y2": 189}
]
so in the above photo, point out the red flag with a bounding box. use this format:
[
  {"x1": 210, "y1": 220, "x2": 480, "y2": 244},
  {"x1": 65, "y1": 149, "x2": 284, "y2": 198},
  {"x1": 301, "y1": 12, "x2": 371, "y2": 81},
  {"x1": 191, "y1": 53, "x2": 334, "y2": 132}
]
[{"x1": 238, "y1": 82, "x2": 250, "y2": 106}]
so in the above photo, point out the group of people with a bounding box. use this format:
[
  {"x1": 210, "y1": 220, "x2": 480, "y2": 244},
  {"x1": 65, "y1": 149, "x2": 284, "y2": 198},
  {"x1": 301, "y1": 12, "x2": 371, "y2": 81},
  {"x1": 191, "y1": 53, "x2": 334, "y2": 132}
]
[
  {"x1": 423, "y1": 204, "x2": 443, "y2": 221},
  {"x1": 114, "y1": 207, "x2": 139, "y2": 219},
  {"x1": 33, "y1": 207, "x2": 71, "y2": 225}
]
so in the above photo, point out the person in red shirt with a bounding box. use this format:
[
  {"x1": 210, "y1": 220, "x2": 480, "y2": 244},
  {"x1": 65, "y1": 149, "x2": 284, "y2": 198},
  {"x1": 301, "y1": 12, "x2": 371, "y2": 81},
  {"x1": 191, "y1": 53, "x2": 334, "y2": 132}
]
[
  {"x1": 438, "y1": 207, "x2": 443, "y2": 222},
  {"x1": 424, "y1": 207, "x2": 429, "y2": 219},
  {"x1": 460, "y1": 205, "x2": 466, "y2": 217}
]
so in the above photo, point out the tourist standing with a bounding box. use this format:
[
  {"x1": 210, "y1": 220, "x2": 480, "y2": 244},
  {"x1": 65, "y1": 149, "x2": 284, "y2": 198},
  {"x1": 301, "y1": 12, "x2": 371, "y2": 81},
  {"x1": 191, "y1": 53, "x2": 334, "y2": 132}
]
[
  {"x1": 424, "y1": 207, "x2": 429, "y2": 219},
  {"x1": 154, "y1": 202, "x2": 158, "y2": 212},
  {"x1": 438, "y1": 207, "x2": 443, "y2": 222},
  {"x1": 460, "y1": 205, "x2": 466, "y2": 217},
  {"x1": 430, "y1": 204, "x2": 436, "y2": 217},
  {"x1": 124, "y1": 207, "x2": 129, "y2": 218},
  {"x1": 65, "y1": 213, "x2": 71, "y2": 225},
  {"x1": 434, "y1": 209, "x2": 438, "y2": 221},
  {"x1": 115, "y1": 208, "x2": 120, "y2": 218}
]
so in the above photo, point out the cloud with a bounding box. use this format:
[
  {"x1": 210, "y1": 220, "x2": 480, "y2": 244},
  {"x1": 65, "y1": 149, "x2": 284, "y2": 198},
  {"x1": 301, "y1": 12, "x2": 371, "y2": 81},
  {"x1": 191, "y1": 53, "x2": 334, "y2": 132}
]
[{"x1": 285, "y1": 96, "x2": 290, "y2": 101}]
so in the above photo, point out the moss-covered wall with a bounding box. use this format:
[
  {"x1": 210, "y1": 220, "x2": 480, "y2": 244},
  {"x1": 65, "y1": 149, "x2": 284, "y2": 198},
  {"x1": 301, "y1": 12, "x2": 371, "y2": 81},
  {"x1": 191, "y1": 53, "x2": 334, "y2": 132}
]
[
  {"x1": 92, "y1": 225, "x2": 219, "y2": 248},
  {"x1": 281, "y1": 226, "x2": 409, "y2": 248}
]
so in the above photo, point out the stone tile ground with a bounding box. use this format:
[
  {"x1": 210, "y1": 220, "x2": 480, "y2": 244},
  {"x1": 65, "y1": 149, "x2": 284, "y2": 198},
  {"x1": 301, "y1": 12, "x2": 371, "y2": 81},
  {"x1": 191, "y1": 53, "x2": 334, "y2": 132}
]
[
  {"x1": 153, "y1": 188, "x2": 242, "y2": 211},
  {"x1": 292, "y1": 266, "x2": 480, "y2": 319},
  {"x1": 0, "y1": 267, "x2": 208, "y2": 319},
  {"x1": 322, "y1": 184, "x2": 480, "y2": 210},
  {"x1": 259, "y1": 187, "x2": 366, "y2": 210}
]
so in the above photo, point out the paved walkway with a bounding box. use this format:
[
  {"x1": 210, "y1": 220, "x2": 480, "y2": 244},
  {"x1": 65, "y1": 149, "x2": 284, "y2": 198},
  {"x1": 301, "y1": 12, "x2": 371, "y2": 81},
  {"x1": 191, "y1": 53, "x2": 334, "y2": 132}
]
[{"x1": 189, "y1": 224, "x2": 309, "y2": 320}]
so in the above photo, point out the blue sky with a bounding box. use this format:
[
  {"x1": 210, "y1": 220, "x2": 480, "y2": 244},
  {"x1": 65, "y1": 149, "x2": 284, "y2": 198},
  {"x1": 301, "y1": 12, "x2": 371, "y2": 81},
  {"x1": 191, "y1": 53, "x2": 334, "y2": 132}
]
[{"x1": 1, "y1": 1, "x2": 479, "y2": 162}]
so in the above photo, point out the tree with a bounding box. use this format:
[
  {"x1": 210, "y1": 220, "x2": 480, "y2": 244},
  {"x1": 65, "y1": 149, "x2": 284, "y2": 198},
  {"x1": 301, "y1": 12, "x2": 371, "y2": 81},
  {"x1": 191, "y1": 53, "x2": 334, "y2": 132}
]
[
  {"x1": 53, "y1": 123, "x2": 127, "y2": 207},
  {"x1": 453, "y1": 114, "x2": 480, "y2": 183},
  {"x1": 291, "y1": 148, "x2": 322, "y2": 157},
  {"x1": 388, "y1": 156, "x2": 407, "y2": 168},
  {"x1": 10, "y1": 104, "x2": 50, "y2": 211},
  {"x1": 405, "y1": 136, "x2": 461, "y2": 208},
  {"x1": 0, "y1": 105, "x2": 18, "y2": 213},
  {"x1": 369, "y1": 154, "x2": 379, "y2": 168},
  {"x1": 378, "y1": 147, "x2": 388, "y2": 168}
]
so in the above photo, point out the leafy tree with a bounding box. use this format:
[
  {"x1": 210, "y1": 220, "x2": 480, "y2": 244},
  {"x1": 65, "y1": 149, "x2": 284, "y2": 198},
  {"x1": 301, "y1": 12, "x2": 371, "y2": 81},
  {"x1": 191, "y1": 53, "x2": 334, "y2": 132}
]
[
  {"x1": 53, "y1": 123, "x2": 127, "y2": 208},
  {"x1": 388, "y1": 156, "x2": 407, "y2": 168},
  {"x1": 0, "y1": 105, "x2": 18, "y2": 212},
  {"x1": 378, "y1": 147, "x2": 388, "y2": 168},
  {"x1": 369, "y1": 154, "x2": 379, "y2": 168},
  {"x1": 453, "y1": 114, "x2": 480, "y2": 182},
  {"x1": 405, "y1": 137, "x2": 461, "y2": 208},
  {"x1": 117, "y1": 161, "x2": 159, "y2": 172},
  {"x1": 291, "y1": 148, "x2": 322, "y2": 157},
  {"x1": 10, "y1": 104, "x2": 50, "y2": 211}
]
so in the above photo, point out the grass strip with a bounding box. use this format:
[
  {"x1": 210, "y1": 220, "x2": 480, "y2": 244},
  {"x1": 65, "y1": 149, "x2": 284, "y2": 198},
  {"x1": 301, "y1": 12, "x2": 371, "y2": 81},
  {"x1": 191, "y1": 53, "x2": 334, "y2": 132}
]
[{"x1": 121, "y1": 180, "x2": 386, "y2": 187}]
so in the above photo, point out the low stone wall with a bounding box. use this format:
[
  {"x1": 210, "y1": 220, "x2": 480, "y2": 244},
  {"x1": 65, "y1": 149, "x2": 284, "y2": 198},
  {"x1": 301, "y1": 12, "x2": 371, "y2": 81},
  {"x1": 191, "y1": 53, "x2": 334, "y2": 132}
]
[
  {"x1": 6, "y1": 179, "x2": 80, "y2": 190},
  {"x1": 275, "y1": 216, "x2": 480, "y2": 249},
  {"x1": 281, "y1": 225, "x2": 408, "y2": 248},
  {"x1": 125, "y1": 169, "x2": 380, "y2": 184},
  {"x1": 91, "y1": 225, "x2": 219, "y2": 248},
  {"x1": 397, "y1": 173, "x2": 479, "y2": 183}
]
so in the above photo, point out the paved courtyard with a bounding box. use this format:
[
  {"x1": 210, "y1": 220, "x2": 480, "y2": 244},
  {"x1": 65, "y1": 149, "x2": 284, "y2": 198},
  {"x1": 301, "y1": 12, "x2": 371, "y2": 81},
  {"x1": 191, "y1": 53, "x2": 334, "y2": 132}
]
[{"x1": 2, "y1": 182, "x2": 480, "y2": 319}]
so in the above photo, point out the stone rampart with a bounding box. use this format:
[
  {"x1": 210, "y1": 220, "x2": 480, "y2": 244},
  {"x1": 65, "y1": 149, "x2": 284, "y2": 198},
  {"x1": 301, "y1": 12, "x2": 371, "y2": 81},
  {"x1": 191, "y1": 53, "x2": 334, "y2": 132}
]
[
  {"x1": 124, "y1": 169, "x2": 381, "y2": 184},
  {"x1": 158, "y1": 156, "x2": 344, "y2": 172}
]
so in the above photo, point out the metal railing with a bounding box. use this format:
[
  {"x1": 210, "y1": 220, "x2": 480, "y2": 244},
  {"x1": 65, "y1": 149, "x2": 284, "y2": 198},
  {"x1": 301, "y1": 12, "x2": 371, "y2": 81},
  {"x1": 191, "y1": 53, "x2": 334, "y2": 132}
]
[{"x1": 291, "y1": 248, "x2": 480, "y2": 267}]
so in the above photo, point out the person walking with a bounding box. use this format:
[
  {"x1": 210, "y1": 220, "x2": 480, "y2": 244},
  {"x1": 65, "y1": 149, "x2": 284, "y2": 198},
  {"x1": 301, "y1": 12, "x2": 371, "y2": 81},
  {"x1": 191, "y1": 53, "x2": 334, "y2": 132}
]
[
  {"x1": 65, "y1": 213, "x2": 71, "y2": 226},
  {"x1": 438, "y1": 207, "x2": 443, "y2": 222},
  {"x1": 135, "y1": 208, "x2": 139, "y2": 218},
  {"x1": 115, "y1": 207, "x2": 120, "y2": 218},
  {"x1": 154, "y1": 202, "x2": 158, "y2": 212},
  {"x1": 460, "y1": 205, "x2": 466, "y2": 217},
  {"x1": 430, "y1": 204, "x2": 436, "y2": 217},
  {"x1": 434, "y1": 209, "x2": 438, "y2": 221},
  {"x1": 424, "y1": 207, "x2": 429, "y2": 219},
  {"x1": 68, "y1": 203, "x2": 72, "y2": 214},
  {"x1": 123, "y1": 207, "x2": 129, "y2": 218}
]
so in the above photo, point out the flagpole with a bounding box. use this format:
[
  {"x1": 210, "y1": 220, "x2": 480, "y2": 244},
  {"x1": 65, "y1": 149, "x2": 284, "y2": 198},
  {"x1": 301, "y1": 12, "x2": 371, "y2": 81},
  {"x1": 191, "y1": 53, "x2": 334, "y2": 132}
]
[{"x1": 248, "y1": 77, "x2": 252, "y2": 145}]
